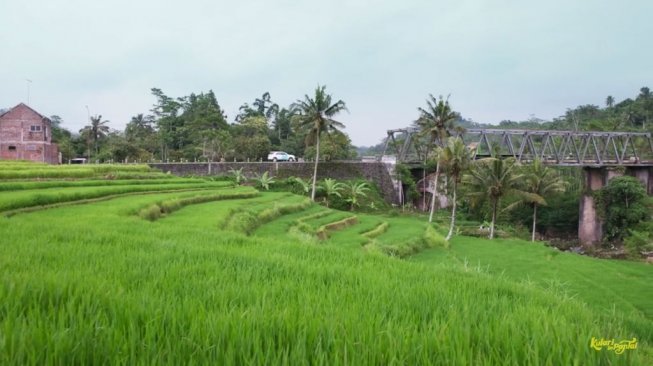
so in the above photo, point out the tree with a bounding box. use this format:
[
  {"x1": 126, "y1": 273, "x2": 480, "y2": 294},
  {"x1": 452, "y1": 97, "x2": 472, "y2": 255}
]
[
  {"x1": 521, "y1": 159, "x2": 566, "y2": 242},
  {"x1": 319, "y1": 178, "x2": 344, "y2": 207},
  {"x1": 344, "y1": 181, "x2": 370, "y2": 211},
  {"x1": 606, "y1": 95, "x2": 615, "y2": 108},
  {"x1": 291, "y1": 85, "x2": 347, "y2": 201},
  {"x1": 439, "y1": 137, "x2": 471, "y2": 240},
  {"x1": 236, "y1": 92, "x2": 279, "y2": 122},
  {"x1": 150, "y1": 88, "x2": 182, "y2": 161},
  {"x1": 464, "y1": 157, "x2": 525, "y2": 239},
  {"x1": 598, "y1": 176, "x2": 648, "y2": 241},
  {"x1": 80, "y1": 114, "x2": 110, "y2": 160},
  {"x1": 302, "y1": 130, "x2": 356, "y2": 161},
  {"x1": 415, "y1": 94, "x2": 460, "y2": 222},
  {"x1": 232, "y1": 116, "x2": 271, "y2": 161},
  {"x1": 416, "y1": 94, "x2": 460, "y2": 151}
]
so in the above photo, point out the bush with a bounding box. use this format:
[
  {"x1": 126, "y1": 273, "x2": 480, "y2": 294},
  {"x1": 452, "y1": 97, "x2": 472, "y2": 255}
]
[
  {"x1": 624, "y1": 230, "x2": 653, "y2": 259},
  {"x1": 424, "y1": 225, "x2": 449, "y2": 249},
  {"x1": 595, "y1": 176, "x2": 648, "y2": 241},
  {"x1": 139, "y1": 205, "x2": 162, "y2": 221}
]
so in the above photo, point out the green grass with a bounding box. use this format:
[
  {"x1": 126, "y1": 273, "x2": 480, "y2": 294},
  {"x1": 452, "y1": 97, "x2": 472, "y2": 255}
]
[
  {"x1": 0, "y1": 167, "x2": 651, "y2": 364},
  {"x1": 0, "y1": 196, "x2": 647, "y2": 364},
  {"x1": 0, "y1": 177, "x2": 200, "y2": 191},
  {"x1": 0, "y1": 181, "x2": 234, "y2": 213},
  {"x1": 411, "y1": 236, "x2": 653, "y2": 343}
]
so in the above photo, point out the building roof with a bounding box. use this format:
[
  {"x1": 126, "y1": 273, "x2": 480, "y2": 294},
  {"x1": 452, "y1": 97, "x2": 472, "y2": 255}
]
[{"x1": 0, "y1": 103, "x2": 51, "y2": 122}]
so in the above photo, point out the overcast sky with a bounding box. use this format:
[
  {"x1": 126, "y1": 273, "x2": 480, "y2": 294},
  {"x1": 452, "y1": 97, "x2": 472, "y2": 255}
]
[{"x1": 1, "y1": 0, "x2": 651, "y2": 146}]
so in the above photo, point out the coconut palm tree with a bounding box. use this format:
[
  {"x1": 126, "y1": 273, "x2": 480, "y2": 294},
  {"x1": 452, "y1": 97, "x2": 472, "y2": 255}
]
[
  {"x1": 521, "y1": 159, "x2": 566, "y2": 242},
  {"x1": 80, "y1": 114, "x2": 110, "y2": 157},
  {"x1": 439, "y1": 137, "x2": 471, "y2": 240},
  {"x1": 416, "y1": 94, "x2": 459, "y2": 149},
  {"x1": 319, "y1": 178, "x2": 345, "y2": 207},
  {"x1": 291, "y1": 86, "x2": 348, "y2": 201},
  {"x1": 464, "y1": 157, "x2": 525, "y2": 239},
  {"x1": 415, "y1": 94, "x2": 460, "y2": 222}
]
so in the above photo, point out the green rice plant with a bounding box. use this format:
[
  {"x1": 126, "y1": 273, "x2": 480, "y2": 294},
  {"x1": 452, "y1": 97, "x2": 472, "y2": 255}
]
[
  {"x1": 424, "y1": 225, "x2": 449, "y2": 249},
  {"x1": 0, "y1": 182, "x2": 233, "y2": 213},
  {"x1": 0, "y1": 178, "x2": 216, "y2": 191},
  {"x1": 0, "y1": 181, "x2": 650, "y2": 364},
  {"x1": 223, "y1": 198, "x2": 311, "y2": 235},
  {"x1": 361, "y1": 222, "x2": 388, "y2": 239},
  {"x1": 138, "y1": 189, "x2": 259, "y2": 221},
  {"x1": 315, "y1": 216, "x2": 359, "y2": 240},
  {"x1": 139, "y1": 204, "x2": 163, "y2": 221}
]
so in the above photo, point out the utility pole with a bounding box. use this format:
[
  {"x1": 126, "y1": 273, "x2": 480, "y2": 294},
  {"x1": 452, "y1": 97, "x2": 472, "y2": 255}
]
[
  {"x1": 26, "y1": 79, "x2": 32, "y2": 105},
  {"x1": 85, "y1": 105, "x2": 91, "y2": 162}
]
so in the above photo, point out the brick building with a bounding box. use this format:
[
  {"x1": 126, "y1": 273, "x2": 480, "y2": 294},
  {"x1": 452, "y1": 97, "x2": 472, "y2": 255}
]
[{"x1": 0, "y1": 103, "x2": 60, "y2": 164}]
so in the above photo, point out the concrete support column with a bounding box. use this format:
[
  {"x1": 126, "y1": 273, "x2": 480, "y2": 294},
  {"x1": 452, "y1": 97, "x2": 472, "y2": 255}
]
[
  {"x1": 579, "y1": 168, "x2": 625, "y2": 246},
  {"x1": 578, "y1": 168, "x2": 604, "y2": 246},
  {"x1": 627, "y1": 167, "x2": 652, "y2": 195}
]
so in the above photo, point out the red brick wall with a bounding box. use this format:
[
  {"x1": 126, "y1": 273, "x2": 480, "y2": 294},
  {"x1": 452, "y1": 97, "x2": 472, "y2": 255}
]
[{"x1": 0, "y1": 104, "x2": 59, "y2": 164}]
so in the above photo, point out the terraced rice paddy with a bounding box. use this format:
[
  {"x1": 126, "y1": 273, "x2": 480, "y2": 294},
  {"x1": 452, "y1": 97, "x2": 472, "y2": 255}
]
[{"x1": 0, "y1": 161, "x2": 651, "y2": 364}]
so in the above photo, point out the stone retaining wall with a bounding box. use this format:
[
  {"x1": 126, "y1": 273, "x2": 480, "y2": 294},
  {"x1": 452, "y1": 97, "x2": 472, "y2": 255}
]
[{"x1": 149, "y1": 162, "x2": 400, "y2": 203}]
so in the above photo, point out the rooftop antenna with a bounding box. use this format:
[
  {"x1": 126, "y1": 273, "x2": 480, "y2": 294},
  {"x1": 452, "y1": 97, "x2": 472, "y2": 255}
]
[{"x1": 26, "y1": 79, "x2": 32, "y2": 105}]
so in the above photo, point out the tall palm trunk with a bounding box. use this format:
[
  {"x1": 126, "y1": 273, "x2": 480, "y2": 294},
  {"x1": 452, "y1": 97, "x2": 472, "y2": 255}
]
[
  {"x1": 531, "y1": 204, "x2": 538, "y2": 242},
  {"x1": 428, "y1": 161, "x2": 440, "y2": 223},
  {"x1": 446, "y1": 180, "x2": 457, "y2": 240},
  {"x1": 489, "y1": 199, "x2": 497, "y2": 239},
  {"x1": 310, "y1": 134, "x2": 320, "y2": 201}
]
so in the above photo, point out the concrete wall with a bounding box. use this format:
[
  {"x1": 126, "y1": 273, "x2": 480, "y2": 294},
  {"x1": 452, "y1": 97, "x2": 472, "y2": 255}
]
[
  {"x1": 149, "y1": 161, "x2": 400, "y2": 203},
  {"x1": 628, "y1": 166, "x2": 653, "y2": 195}
]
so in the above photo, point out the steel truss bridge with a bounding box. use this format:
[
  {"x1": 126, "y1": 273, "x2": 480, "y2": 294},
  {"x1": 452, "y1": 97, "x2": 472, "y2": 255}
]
[{"x1": 382, "y1": 128, "x2": 653, "y2": 167}]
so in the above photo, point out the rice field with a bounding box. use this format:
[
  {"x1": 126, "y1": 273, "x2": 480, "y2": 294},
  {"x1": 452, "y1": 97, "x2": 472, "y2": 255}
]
[{"x1": 0, "y1": 162, "x2": 651, "y2": 364}]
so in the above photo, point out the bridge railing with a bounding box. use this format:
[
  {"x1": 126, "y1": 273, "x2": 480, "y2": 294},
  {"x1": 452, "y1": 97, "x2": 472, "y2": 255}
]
[{"x1": 382, "y1": 128, "x2": 653, "y2": 166}]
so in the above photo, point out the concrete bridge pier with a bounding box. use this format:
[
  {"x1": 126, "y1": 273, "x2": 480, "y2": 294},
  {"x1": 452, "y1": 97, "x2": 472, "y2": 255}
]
[
  {"x1": 627, "y1": 166, "x2": 653, "y2": 195},
  {"x1": 579, "y1": 167, "x2": 652, "y2": 246},
  {"x1": 579, "y1": 168, "x2": 606, "y2": 246},
  {"x1": 578, "y1": 168, "x2": 626, "y2": 246}
]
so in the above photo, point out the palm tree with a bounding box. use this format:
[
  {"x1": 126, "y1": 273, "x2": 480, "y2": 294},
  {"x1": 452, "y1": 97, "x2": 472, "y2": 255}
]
[
  {"x1": 81, "y1": 114, "x2": 110, "y2": 158},
  {"x1": 319, "y1": 178, "x2": 344, "y2": 207},
  {"x1": 464, "y1": 157, "x2": 525, "y2": 239},
  {"x1": 291, "y1": 85, "x2": 348, "y2": 201},
  {"x1": 415, "y1": 94, "x2": 460, "y2": 222},
  {"x1": 605, "y1": 95, "x2": 615, "y2": 108},
  {"x1": 521, "y1": 159, "x2": 566, "y2": 242},
  {"x1": 439, "y1": 137, "x2": 471, "y2": 240},
  {"x1": 344, "y1": 181, "x2": 370, "y2": 211}
]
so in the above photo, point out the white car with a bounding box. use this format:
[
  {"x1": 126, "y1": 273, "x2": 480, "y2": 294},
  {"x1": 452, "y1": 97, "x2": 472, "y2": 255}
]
[{"x1": 267, "y1": 151, "x2": 296, "y2": 162}]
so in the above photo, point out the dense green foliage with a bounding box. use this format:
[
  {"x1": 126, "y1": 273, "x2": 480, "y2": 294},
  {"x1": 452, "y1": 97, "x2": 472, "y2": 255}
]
[
  {"x1": 597, "y1": 176, "x2": 649, "y2": 241},
  {"x1": 46, "y1": 88, "x2": 358, "y2": 164}
]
